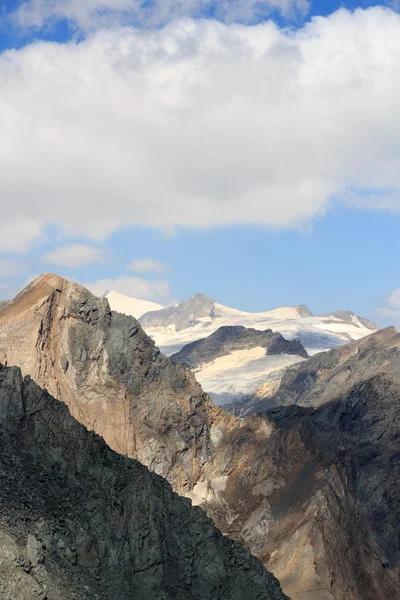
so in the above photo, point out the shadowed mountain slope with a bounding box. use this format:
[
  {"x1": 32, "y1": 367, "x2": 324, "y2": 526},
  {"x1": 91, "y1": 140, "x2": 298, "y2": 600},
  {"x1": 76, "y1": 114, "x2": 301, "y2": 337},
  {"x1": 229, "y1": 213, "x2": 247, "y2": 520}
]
[{"x1": 0, "y1": 363, "x2": 287, "y2": 600}]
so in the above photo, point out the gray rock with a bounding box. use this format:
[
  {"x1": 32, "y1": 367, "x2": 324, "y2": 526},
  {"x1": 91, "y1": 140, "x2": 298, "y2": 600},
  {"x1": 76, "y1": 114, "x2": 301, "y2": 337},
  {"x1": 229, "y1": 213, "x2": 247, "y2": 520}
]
[
  {"x1": 0, "y1": 363, "x2": 288, "y2": 600},
  {"x1": 140, "y1": 294, "x2": 215, "y2": 331},
  {"x1": 171, "y1": 325, "x2": 308, "y2": 369}
]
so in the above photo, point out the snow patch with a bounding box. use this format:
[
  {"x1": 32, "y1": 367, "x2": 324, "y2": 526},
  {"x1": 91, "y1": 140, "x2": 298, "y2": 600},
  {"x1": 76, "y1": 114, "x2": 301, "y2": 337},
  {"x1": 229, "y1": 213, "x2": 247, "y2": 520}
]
[{"x1": 105, "y1": 290, "x2": 164, "y2": 319}]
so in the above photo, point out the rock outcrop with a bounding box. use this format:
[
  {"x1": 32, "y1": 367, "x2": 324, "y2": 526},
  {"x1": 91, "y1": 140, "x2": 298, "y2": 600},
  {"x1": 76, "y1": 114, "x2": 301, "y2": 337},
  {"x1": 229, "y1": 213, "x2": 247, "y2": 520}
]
[
  {"x1": 0, "y1": 275, "x2": 399, "y2": 600},
  {"x1": 140, "y1": 293, "x2": 216, "y2": 331},
  {"x1": 0, "y1": 274, "x2": 215, "y2": 493},
  {"x1": 171, "y1": 326, "x2": 308, "y2": 369},
  {"x1": 0, "y1": 363, "x2": 288, "y2": 600}
]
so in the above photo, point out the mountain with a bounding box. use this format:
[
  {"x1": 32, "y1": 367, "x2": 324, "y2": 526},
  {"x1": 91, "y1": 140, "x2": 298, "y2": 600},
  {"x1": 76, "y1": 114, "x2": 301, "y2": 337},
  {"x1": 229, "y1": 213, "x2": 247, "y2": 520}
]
[
  {"x1": 0, "y1": 274, "x2": 397, "y2": 600},
  {"x1": 0, "y1": 363, "x2": 287, "y2": 600},
  {"x1": 0, "y1": 273, "x2": 211, "y2": 492},
  {"x1": 103, "y1": 290, "x2": 164, "y2": 318},
  {"x1": 225, "y1": 326, "x2": 400, "y2": 416},
  {"x1": 138, "y1": 294, "x2": 378, "y2": 356},
  {"x1": 171, "y1": 326, "x2": 308, "y2": 405}
]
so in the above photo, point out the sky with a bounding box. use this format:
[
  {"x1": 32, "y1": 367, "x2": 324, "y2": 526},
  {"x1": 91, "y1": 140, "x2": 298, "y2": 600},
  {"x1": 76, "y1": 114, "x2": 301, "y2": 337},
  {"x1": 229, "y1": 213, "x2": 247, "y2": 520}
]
[{"x1": 0, "y1": 0, "x2": 400, "y2": 325}]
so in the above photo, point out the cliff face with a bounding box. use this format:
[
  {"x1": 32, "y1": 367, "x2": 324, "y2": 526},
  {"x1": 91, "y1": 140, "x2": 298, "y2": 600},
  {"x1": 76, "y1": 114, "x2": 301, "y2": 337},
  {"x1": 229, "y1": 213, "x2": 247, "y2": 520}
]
[
  {"x1": 0, "y1": 274, "x2": 216, "y2": 493},
  {"x1": 0, "y1": 275, "x2": 399, "y2": 600},
  {"x1": 205, "y1": 374, "x2": 400, "y2": 600},
  {"x1": 0, "y1": 363, "x2": 287, "y2": 600}
]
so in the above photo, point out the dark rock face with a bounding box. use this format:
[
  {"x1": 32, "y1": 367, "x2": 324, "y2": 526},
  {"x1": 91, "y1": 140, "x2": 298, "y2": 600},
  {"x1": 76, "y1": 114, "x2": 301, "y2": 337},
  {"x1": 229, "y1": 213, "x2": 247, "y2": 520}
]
[
  {"x1": 205, "y1": 373, "x2": 400, "y2": 600},
  {"x1": 268, "y1": 327, "x2": 400, "y2": 411},
  {"x1": 0, "y1": 364, "x2": 288, "y2": 600},
  {"x1": 267, "y1": 373, "x2": 400, "y2": 584},
  {"x1": 140, "y1": 294, "x2": 215, "y2": 331},
  {"x1": 171, "y1": 326, "x2": 308, "y2": 368}
]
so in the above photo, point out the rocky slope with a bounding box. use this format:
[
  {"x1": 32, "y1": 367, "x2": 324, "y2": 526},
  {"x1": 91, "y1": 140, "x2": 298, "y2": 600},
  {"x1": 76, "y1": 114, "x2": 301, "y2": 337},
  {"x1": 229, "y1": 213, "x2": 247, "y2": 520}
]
[
  {"x1": 0, "y1": 275, "x2": 398, "y2": 600},
  {"x1": 225, "y1": 326, "x2": 400, "y2": 416},
  {"x1": 0, "y1": 363, "x2": 287, "y2": 600},
  {"x1": 171, "y1": 326, "x2": 307, "y2": 405}
]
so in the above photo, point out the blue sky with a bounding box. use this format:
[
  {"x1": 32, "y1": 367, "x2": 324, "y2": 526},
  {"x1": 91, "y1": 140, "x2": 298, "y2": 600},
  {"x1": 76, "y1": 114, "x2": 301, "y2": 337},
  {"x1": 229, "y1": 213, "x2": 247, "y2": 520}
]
[{"x1": 1, "y1": 0, "x2": 400, "y2": 324}]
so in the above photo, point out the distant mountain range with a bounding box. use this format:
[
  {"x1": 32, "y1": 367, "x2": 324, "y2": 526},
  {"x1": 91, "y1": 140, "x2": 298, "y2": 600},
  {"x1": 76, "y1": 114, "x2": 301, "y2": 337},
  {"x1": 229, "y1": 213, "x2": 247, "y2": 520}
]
[
  {"x1": 104, "y1": 291, "x2": 378, "y2": 356},
  {"x1": 105, "y1": 291, "x2": 379, "y2": 405}
]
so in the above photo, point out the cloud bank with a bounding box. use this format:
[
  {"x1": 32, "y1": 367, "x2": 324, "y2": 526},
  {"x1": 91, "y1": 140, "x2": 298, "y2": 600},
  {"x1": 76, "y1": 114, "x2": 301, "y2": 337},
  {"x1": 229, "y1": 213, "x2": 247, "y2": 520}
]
[
  {"x1": 41, "y1": 244, "x2": 107, "y2": 267},
  {"x1": 13, "y1": 0, "x2": 310, "y2": 31},
  {"x1": 1, "y1": 8, "x2": 400, "y2": 253}
]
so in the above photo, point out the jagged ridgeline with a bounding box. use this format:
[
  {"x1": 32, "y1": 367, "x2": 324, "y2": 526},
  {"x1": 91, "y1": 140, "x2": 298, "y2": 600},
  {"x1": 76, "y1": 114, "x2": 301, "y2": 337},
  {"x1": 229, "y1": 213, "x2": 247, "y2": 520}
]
[
  {"x1": 0, "y1": 274, "x2": 399, "y2": 600},
  {"x1": 0, "y1": 364, "x2": 287, "y2": 600}
]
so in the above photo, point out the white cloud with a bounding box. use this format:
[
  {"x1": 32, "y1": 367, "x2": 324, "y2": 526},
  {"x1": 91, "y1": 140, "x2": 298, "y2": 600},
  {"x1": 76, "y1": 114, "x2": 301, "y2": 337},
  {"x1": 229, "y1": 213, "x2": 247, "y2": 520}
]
[
  {"x1": 376, "y1": 289, "x2": 400, "y2": 326},
  {"x1": 86, "y1": 275, "x2": 175, "y2": 303},
  {"x1": 1, "y1": 8, "x2": 400, "y2": 251},
  {"x1": 13, "y1": 0, "x2": 310, "y2": 31},
  {"x1": 127, "y1": 258, "x2": 170, "y2": 274},
  {"x1": 0, "y1": 220, "x2": 43, "y2": 253},
  {"x1": 387, "y1": 289, "x2": 400, "y2": 308},
  {"x1": 41, "y1": 244, "x2": 106, "y2": 267},
  {"x1": 0, "y1": 257, "x2": 25, "y2": 278}
]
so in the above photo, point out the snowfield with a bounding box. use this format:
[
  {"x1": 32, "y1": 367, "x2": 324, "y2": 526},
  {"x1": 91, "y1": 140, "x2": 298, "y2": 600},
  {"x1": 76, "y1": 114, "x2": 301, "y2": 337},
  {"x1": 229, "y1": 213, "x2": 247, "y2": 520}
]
[
  {"x1": 104, "y1": 290, "x2": 164, "y2": 319},
  {"x1": 142, "y1": 302, "x2": 376, "y2": 356},
  {"x1": 193, "y1": 348, "x2": 306, "y2": 405}
]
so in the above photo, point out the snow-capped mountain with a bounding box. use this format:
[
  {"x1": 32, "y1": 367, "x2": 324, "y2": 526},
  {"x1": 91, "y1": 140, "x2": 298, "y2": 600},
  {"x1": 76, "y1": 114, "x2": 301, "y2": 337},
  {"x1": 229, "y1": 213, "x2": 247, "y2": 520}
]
[
  {"x1": 105, "y1": 291, "x2": 378, "y2": 406},
  {"x1": 103, "y1": 290, "x2": 164, "y2": 319},
  {"x1": 138, "y1": 294, "x2": 378, "y2": 356},
  {"x1": 171, "y1": 325, "x2": 308, "y2": 405}
]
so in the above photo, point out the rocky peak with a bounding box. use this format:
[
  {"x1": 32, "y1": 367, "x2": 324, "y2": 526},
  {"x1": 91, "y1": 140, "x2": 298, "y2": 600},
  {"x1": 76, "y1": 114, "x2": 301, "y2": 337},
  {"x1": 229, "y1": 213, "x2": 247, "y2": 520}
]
[
  {"x1": 295, "y1": 304, "x2": 314, "y2": 317},
  {"x1": 140, "y1": 293, "x2": 216, "y2": 331},
  {"x1": 0, "y1": 274, "x2": 219, "y2": 493},
  {"x1": 322, "y1": 309, "x2": 379, "y2": 331}
]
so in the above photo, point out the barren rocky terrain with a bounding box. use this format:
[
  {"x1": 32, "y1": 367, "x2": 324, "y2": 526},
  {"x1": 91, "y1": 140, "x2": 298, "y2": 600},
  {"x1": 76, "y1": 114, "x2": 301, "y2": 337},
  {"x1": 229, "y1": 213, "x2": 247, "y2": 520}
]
[
  {"x1": 0, "y1": 274, "x2": 398, "y2": 600},
  {"x1": 0, "y1": 363, "x2": 287, "y2": 600}
]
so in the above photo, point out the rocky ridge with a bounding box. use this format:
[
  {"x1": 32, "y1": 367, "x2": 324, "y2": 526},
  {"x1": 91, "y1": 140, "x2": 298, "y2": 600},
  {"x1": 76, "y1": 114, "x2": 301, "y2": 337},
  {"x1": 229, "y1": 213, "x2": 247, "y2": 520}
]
[
  {"x1": 136, "y1": 293, "x2": 377, "y2": 357},
  {"x1": 0, "y1": 363, "x2": 287, "y2": 600},
  {"x1": 225, "y1": 326, "x2": 400, "y2": 416},
  {"x1": 171, "y1": 326, "x2": 308, "y2": 369},
  {"x1": 0, "y1": 275, "x2": 398, "y2": 600},
  {"x1": 140, "y1": 294, "x2": 216, "y2": 332}
]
